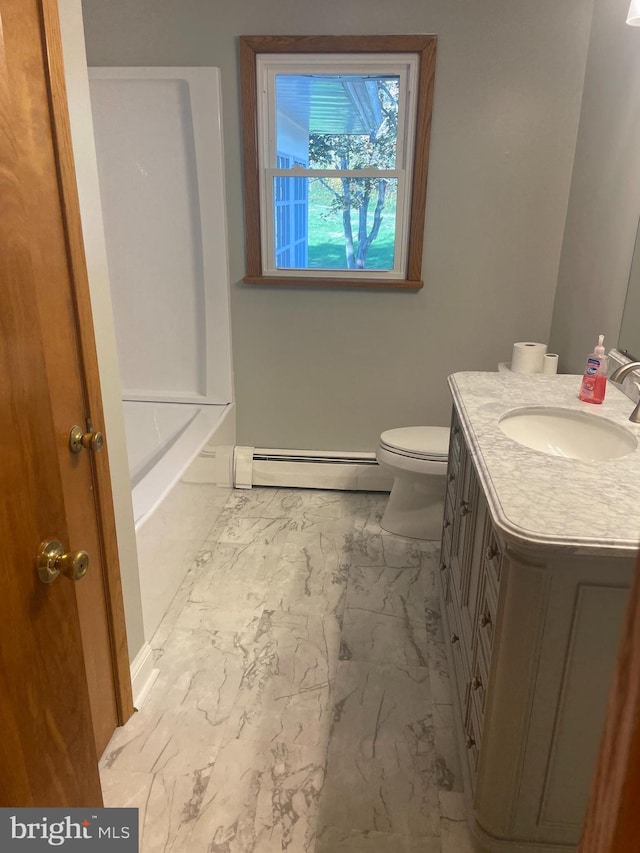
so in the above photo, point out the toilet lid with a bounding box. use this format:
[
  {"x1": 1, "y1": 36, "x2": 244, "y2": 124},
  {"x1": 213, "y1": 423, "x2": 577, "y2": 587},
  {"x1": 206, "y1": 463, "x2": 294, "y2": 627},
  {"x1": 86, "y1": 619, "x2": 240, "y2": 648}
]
[{"x1": 380, "y1": 426, "x2": 450, "y2": 460}]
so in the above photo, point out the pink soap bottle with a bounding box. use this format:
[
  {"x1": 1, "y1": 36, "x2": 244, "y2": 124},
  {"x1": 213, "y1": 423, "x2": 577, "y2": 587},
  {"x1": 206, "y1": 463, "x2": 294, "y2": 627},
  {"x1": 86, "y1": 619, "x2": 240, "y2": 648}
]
[{"x1": 579, "y1": 334, "x2": 608, "y2": 404}]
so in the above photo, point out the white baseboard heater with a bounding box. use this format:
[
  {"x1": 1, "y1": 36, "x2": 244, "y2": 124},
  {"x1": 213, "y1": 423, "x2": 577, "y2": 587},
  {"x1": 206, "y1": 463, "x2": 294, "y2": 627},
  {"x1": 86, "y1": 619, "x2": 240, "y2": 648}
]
[{"x1": 233, "y1": 446, "x2": 393, "y2": 492}]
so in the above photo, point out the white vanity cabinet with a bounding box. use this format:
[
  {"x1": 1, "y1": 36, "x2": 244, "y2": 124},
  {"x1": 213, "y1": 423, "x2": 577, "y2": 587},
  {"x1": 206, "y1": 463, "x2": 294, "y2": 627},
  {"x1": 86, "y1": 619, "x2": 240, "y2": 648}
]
[{"x1": 440, "y1": 403, "x2": 635, "y2": 853}]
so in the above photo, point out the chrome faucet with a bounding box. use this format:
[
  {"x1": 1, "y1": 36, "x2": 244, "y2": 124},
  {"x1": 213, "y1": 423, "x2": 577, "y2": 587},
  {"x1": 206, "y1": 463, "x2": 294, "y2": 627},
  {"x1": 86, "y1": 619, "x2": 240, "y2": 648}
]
[{"x1": 609, "y1": 361, "x2": 640, "y2": 423}]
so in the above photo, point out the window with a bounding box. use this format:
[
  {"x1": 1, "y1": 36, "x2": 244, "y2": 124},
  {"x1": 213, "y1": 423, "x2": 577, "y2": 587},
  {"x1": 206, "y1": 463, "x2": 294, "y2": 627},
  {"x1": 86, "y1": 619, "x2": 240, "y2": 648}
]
[{"x1": 240, "y1": 36, "x2": 437, "y2": 289}]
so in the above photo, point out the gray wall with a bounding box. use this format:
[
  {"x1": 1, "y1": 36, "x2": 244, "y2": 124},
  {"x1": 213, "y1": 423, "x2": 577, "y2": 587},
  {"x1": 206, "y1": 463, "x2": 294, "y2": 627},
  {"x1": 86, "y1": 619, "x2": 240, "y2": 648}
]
[
  {"x1": 550, "y1": 0, "x2": 640, "y2": 374},
  {"x1": 82, "y1": 0, "x2": 592, "y2": 451}
]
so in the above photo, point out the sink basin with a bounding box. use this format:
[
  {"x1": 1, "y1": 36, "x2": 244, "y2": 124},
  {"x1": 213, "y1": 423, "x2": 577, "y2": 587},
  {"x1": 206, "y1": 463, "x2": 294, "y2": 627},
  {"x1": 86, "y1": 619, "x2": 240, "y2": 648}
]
[{"x1": 498, "y1": 406, "x2": 637, "y2": 460}]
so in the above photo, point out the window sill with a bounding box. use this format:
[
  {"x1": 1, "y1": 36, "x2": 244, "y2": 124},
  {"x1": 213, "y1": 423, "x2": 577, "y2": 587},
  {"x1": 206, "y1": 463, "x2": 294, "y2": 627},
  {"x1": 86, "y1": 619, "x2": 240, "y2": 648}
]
[{"x1": 243, "y1": 274, "x2": 424, "y2": 290}]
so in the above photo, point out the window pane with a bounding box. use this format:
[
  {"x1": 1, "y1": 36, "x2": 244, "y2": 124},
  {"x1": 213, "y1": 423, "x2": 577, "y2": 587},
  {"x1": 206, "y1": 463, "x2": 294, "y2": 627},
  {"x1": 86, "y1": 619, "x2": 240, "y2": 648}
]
[
  {"x1": 273, "y1": 176, "x2": 397, "y2": 271},
  {"x1": 275, "y1": 74, "x2": 399, "y2": 169}
]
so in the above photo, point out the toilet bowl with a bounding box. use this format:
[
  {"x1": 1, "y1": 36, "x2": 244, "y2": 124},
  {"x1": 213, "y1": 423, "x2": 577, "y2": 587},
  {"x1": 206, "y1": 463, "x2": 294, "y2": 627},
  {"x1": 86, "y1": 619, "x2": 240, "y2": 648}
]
[{"x1": 377, "y1": 426, "x2": 449, "y2": 540}]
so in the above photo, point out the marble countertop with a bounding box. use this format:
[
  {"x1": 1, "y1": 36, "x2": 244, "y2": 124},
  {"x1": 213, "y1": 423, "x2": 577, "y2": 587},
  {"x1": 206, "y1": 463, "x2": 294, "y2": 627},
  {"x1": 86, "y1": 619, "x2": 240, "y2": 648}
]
[{"x1": 449, "y1": 371, "x2": 640, "y2": 556}]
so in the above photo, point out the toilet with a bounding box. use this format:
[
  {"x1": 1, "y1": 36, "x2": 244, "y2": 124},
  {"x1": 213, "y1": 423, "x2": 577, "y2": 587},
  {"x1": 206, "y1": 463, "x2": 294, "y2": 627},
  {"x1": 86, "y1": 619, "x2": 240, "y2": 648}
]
[{"x1": 377, "y1": 426, "x2": 449, "y2": 540}]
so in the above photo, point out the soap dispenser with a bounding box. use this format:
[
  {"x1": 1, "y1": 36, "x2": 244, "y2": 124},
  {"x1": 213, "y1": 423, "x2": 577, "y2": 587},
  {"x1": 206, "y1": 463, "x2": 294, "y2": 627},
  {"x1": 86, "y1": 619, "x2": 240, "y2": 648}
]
[{"x1": 579, "y1": 335, "x2": 608, "y2": 404}]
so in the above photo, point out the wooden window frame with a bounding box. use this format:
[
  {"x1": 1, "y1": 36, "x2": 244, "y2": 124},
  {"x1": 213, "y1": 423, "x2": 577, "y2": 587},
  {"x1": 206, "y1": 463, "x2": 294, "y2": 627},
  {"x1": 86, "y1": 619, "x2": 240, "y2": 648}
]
[{"x1": 239, "y1": 35, "x2": 437, "y2": 290}]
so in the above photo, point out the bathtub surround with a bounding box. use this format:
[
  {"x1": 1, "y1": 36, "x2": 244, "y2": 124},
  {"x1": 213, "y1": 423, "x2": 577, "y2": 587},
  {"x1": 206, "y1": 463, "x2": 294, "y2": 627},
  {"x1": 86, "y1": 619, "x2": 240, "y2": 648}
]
[
  {"x1": 88, "y1": 66, "x2": 233, "y2": 405},
  {"x1": 133, "y1": 404, "x2": 236, "y2": 641},
  {"x1": 126, "y1": 403, "x2": 233, "y2": 526},
  {"x1": 80, "y1": 56, "x2": 236, "y2": 657},
  {"x1": 100, "y1": 487, "x2": 476, "y2": 853}
]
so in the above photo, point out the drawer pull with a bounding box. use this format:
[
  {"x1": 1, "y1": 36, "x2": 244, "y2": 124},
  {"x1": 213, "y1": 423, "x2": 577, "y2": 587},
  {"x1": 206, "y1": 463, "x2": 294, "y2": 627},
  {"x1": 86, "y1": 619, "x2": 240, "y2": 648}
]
[
  {"x1": 451, "y1": 633, "x2": 460, "y2": 644},
  {"x1": 479, "y1": 611, "x2": 492, "y2": 628},
  {"x1": 485, "y1": 545, "x2": 498, "y2": 561},
  {"x1": 465, "y1": 733, "x2": 476, "y2": 749},
  {"x1": 460, "y1": 501, "x2": 472, "y2": 516},
  {"x1": 471, "y1": 676, "x2": 482, "y2": 691}
]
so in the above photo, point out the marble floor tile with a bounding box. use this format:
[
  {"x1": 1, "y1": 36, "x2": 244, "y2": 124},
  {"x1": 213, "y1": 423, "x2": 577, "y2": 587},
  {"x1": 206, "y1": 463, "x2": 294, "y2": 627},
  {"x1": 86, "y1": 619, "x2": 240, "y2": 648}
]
[
  {"x1": 102, "y1": 628, "x2": 246, "y2": 775},
  {"x1": 272, "y1": 524, "x2": 352, "y2": 618},
  {"x1": 173, "y1": 540, "x2": 297, "y2": 634},
  {"x1": 337, "y1": 490, "x2": 387, "y2": 519},
  {"x1": 416, "y1": 539, "x2": 442, "y2": 559},
  {"x1": 225, "y1": 611, "x2": 341, "y2": 747},
  {"x1": 186, "y1": 739, "x2": 325, "y2": 853},
  {"x1": 215, "y1": 513, "x2": 294, "y2": 547},
  {"x1": 438, "y1": 792, "x2": 467, "y2": 822},
  {"x1": 421, "y1": 557, "x2": 442, "y2": 599},
  {"x1": 344, "y1": 528, "x2": 428, "y2": 570},
  {"x1": 425, "y1": 595, "x2": 445, "y2": 643},
  {"x1": 315, "y1": 827, "x2": 442, "y2": 852},
  {"x1": 223, "y1": 486, "x2": 345, "y2": 520},
  {"x1": 100, "y1": 768, "x2": 208, "y2": 852},
  {"x1": 318, "y1": 660, "x2": 440, "y2": 838},
  {"x1": 223, "y1": 487, "x2": 355, "y2": 524},
  {"x1": 221, "y1": 487, "x2": 297, "y2": 519},
  {"x1": 346, "y1": 564, "x2": 430, "y2": 622},
  {"x1": 100, "y1": 708, "x2": 223, "y2": 777},
  {"x1": 196, "y1": 538, "x2": 293, "y2": 589},
  {"x1": 428, "y1": 642, "x2": 453, "y2": 705},
  {"x1": 101, "y1": 486, "x2": 478, "y2": 852},
  {"x1": 440, "y1": 818, "x2": 482, "y2": 852},
  {"x1": 289, "y1": 489, "x2": 353, "y2": 521},
  {"x1": 340, "y1": 608, "x2": 429, "y2": 667},
  {"x1": 149, "y1": 626, "x2": 248, "y2": 713},
  {"x1": 432, "y1": 703, "x2": 464, "y2": 793}
]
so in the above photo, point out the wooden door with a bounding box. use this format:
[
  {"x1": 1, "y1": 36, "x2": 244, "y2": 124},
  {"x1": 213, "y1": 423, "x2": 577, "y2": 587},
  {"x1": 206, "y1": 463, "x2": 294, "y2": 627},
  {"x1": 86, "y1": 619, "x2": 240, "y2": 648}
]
[{"x1": 0, "y1": 0, "x2": 133, "y2": 805}]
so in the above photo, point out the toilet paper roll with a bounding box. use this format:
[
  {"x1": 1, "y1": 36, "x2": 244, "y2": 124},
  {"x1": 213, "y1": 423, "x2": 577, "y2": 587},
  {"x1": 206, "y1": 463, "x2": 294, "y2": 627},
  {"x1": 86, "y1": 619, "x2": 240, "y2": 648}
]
[
  {"x1": 511, "y1": 342, "x2": 547, "y2": 374},
  {"x1": 542, "y1": 353, "x2": 559, "y2": 375}
]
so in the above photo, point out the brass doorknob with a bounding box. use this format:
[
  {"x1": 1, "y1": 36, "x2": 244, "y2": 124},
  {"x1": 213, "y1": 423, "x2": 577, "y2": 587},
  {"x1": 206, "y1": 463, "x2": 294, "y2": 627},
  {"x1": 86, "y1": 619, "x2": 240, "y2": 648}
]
[
  {"x1": 37, "y1": 539, "x2": 89, "y2": 584},
  {"x1": 69, "y1": 425, "x2": 104, "y2": 454}
]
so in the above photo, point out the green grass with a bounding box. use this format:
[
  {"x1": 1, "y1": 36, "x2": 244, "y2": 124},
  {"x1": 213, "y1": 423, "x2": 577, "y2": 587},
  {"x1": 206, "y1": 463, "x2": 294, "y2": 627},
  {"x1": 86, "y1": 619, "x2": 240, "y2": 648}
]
[{"x1": 306, "y1": 179, "x2": 396, "y2": 270}]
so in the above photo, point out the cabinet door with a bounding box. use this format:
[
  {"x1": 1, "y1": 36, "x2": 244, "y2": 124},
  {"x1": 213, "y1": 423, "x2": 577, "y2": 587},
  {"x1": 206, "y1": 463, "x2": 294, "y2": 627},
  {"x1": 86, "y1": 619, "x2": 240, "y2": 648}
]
[
  {"x1": 459, "y1": 479, "x2": 487, "y2": 654},
  {"x1": 445, "y1": 574, "x2": 471, "y2": 719},
  {"x1": 449, "y1": 438, "x2": 474, "y2": 599}
]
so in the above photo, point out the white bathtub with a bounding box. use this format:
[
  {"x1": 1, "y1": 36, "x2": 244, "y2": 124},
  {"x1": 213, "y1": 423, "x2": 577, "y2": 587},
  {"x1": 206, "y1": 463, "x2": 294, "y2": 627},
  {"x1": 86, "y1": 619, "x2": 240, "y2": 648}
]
[{"x1": 123, "y1": 400, "x2": 235, "y2": 640}]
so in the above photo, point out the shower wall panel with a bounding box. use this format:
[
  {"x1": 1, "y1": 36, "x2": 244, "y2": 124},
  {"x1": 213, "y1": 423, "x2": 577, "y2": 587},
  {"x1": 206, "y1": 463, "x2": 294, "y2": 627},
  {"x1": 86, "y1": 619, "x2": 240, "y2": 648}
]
[{"x1": 89, "y1": 67, "x2": 233, "y2": 404}]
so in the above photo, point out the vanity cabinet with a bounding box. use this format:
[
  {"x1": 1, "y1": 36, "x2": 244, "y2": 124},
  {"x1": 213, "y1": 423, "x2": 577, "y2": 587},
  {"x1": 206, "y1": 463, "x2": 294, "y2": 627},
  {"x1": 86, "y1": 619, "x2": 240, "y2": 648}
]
[{"x1": 440, "y1": 407, "x2": 634, "y2": 852}]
